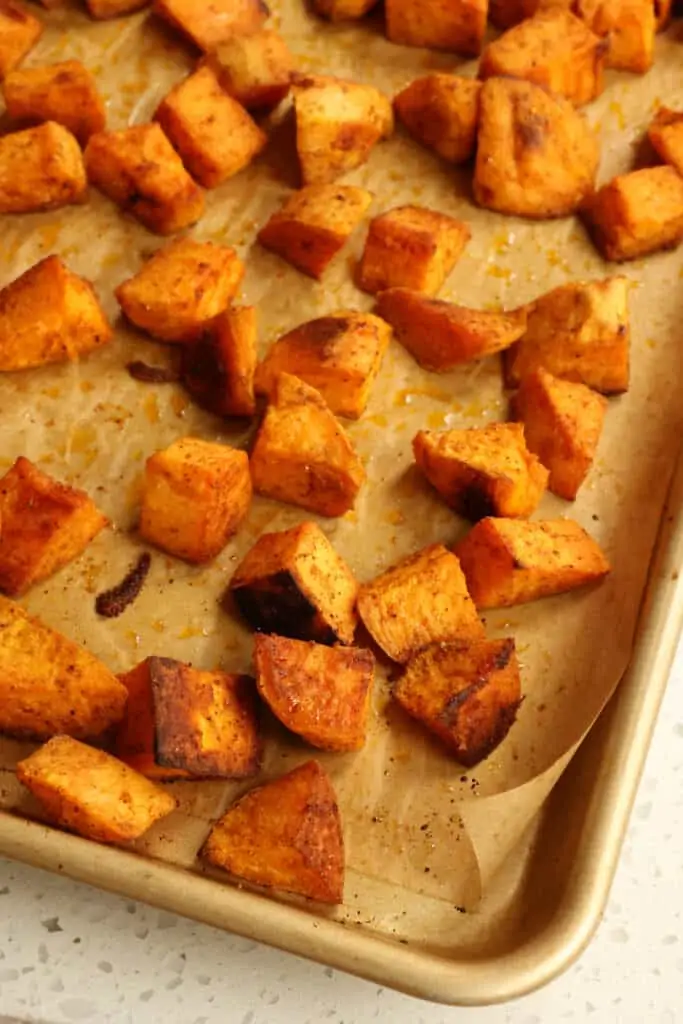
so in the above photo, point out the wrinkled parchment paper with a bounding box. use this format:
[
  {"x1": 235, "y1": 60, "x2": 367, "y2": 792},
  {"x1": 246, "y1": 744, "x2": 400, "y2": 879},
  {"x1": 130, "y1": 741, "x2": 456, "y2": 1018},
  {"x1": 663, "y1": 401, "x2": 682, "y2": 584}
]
[{"x1": 1, "y1": 1, "x2": 683, "y2": 942}]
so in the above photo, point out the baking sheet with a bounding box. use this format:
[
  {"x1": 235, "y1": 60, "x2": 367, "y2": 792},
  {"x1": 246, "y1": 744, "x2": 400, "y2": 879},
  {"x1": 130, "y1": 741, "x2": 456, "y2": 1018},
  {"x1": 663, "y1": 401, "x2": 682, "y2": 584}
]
[{"x1": 1, "y1": 1, "x2": 683, "y2": 937}]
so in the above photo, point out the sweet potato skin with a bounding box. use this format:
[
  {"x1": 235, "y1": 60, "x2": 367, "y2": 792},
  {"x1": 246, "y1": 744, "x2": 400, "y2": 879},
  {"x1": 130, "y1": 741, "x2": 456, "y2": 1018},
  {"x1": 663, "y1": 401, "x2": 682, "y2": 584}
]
[
  {"x1": 0, "y1": 2, "x2": 43, "y2": 80},
  {"x1": 115, "y1": 660, "x2": 190, "y2": 781},
  {"x1": 181, "y1": 306, "x2": 257, "y2": 417},
  {"x1": 455, "y1": 516, "x2": 611, "y2": 608},
  {"x1": 393, "y1": 74, "x2": 481, "y2": 164},
  {"x1": 203, "y1": 29, "x2": 293, "y2": 110},
  {"x1": 3, "y1": 60, "x2": 106, "y2": 144},
  {"x1": 153, "y1": 0, "x2": 269, "y2": 51},
  {"x1": 0, "y1": 121, "x2": 87, "y2": 214},
  {"x1": 385, "y1": 0, "x2": 488, "y2": 57}
]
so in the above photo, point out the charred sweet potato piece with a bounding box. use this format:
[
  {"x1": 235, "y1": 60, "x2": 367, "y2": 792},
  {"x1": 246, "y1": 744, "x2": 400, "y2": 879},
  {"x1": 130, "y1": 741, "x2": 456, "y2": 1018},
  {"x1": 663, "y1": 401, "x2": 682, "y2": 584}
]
[
  {"x1": 313, "y1": 0, "x2": 379, "y2": 17},
  {"x1": 16, "y1": 736, "x2": 177, "y2": 843},
  {"x1": 512, "y1": 368, "x2": 607, "y2": 499},
  {"x1": 385, "y1": 0, "x2": 487, "y2": 56},
  {"x1": 254, "y1": 634, "x2": 374, "y2": 751},
  {"x1": 203, "y1": 29, "x2": 293, "y2": 110},
  {"x1": 0, "y1": 255, "x2": 112, "y2": 372},
  {"x1": 0, "y1": 457, "x2": 107, "y2": 596},
  {"x1": 395, "y1": 638, "x2": 521, "y2": 766},
  {"x1": 648, "y1": 107, "x2": 683, "y2": 178},
  {"x1": 153, "y1": 0, "x2": 268, "y2": 51},
  {"x1": 376, "y1": 288, "x2": 526, "y2": 371},
  {"x1": 489, "y1": 0, "x2": 536, "y2": 28},
  {"x1": 202, "y1": 759, "x2": 344, "y2": 903},
  {"x1": 414, "y1": 423, "x2": 548, "y2": 520},
  {"x1": 479, "y1": 10, "x2": 605, "y2": 106},
  {"x1": 116, "y1": 238, "x2": 244, "y2": 344},
  {"x1": 155, "y1": 66, "x2": 266, "y2": 189},
  {"x1": 0, "y1": 121, "x2": 87, "y2": 214},
  {"x1": 393, "y1": 74, "x2": 481, "y2": 165},
  {"x1": 3, "y1": 60, "x2": 106, "y2": 144},
  {"x1": 258, "y1": 184, "x2": 373, "y2": 279},
  {"x1": 250, "y1": 373, "x2": 365, "y2": 517},
  {"x1": 357, "y1": 205, "x2": 470, "y2": 296},
  {"x1": 455, "y1": 516, "x2": 610, "y2": 607},
  {"x1": 504, "y1": 277, "x2": 631, "y2": 393},
  {"x1": 86, "y1": 0, "x2": 150, "y2": 16},
  {"x1": 84, "y1": 123, "x2": 204, "y2": 235},
  {"x1": 0, "y1": 596, "x2": 127, "y2": 740},
  {"x1": 654, "y1": 0, "x2": 672, "y2": 29},
  {"x1": 140, "y1": 438, "x2": 252, "y2": 563},
  {"x1": 473, "y1": 77, "x2": 599, "y2": 220},
  {"x1": 575, "y1": 0, "x2": 655, "y2": 73},
  {"x1": 293, "y1": 73, "x2": 393, "y2": 186},
  {"x1": 115, "y1": 659, "x2": 190, "y2": 781},
  {"x1": 181, "y1": 305, "x2": 257, "y2": 417},
  {"x1": 357, "y1": 544, "x2": 484, "y2": 664},
  {"x1": 229, "y1": 521, "x2": 358, "y2": 645},
  {"x1": 0, "y1": 2, "x2": 42, "y2": 80},
  {"x1": 254, "y1": 311, "x2": 390, "y2": 419}
]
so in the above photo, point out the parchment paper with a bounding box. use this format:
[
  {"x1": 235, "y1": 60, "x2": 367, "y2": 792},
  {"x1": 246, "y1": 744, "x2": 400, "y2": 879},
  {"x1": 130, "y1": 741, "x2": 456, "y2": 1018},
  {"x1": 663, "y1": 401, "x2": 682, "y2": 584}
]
[{"x1": 1, "y1": 1, "x2": 683, "y2": 937}]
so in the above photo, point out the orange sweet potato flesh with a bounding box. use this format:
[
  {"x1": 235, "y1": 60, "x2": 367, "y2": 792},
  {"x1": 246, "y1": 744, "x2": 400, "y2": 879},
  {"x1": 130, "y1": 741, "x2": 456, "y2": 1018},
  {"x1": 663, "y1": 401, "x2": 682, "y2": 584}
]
[
  {"x1": 115, "y1": 660, "x2": 190, "y2": 781},
  {"x1": 393, "y1": 74, "x2": 481, "y2": 165},
  {"x1": 648, "y1": 108, "x2": 683, "y2": 178},
  {"x1": 181, "y1": 306, "x2": 257, "y2": 418}
]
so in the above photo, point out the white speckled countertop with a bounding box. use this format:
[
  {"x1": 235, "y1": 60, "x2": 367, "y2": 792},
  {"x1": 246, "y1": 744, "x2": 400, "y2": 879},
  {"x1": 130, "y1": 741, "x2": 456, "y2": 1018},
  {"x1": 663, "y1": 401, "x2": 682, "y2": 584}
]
[{"x1": 1, "y1": 638, "x2": 682, "y2": 1024}]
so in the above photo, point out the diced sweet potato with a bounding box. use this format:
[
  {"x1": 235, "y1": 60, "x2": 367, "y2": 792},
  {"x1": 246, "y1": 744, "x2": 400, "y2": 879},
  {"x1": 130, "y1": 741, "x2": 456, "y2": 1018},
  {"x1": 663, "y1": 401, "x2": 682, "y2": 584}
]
[
  {"x1": 3, "y1": 61, "x2": 106, "y2": 144},
  {"x1": 313, "y1": 0, "x2": 379, "y2": 18},
  {"x1": 293, "y1": 72, "x2": 393, "y2": 187},
  {"x1": 413, "y1": 423, "x2": 548, "y2": 520},
  {"x1": 455, "y1": 516, "x2": 610, "y2": 607},
  {"x1": 655, "y1": 0, "x2": 672, "y2": 29},
  {"x1": 479, "y1": 10, "x2": 606, "y2": 106},
  {"x1": 393, "y1": 74, "x2": 481, "y2": 165},
  {"x1": 229, "y1": 521, "x2": 358, "y2": 645},
  {"x1": 116, "y1": 238, "x2": 243, "y2": 344},
  {"x1": 86, "y1": 0, "x2": 149, "y2": 17},
  {"x1": 0, "y1": 457, "x2": 107, "y2": 596},
  {"x1": 575, "y1": 0, "x2": 655, "y2": 73},
  {"x1": 16, "y1": 736, "x2": 177, "y2": 843},
  {"x1": 0, "y1": 596, "x2": 127, "y2": 740},
  {"x1": 258, "y1": 184, "x2": 373, "y2": 279},
  {"x1": 181, "y1": 305, "x2": 257, "y2": 417},
  {"x1": 140, "y1": 438, "x2": 252, "y2": 563},
  {"x1": 254, "y1": 311, "x2": 390, "y2": 419},
  {"x1": 254, "y1": 634, "x2": 374, "y2": 751},
  {"x1": 153, "y1": 0, "x2": 268, "y2": 51},
  {"x1": 155, "y1": 66, "x2": 266, "y2": 189},
  {"x1": 0, "y1": 255, "x2": 112, "y2": 372},
  {"x1": 250, "y1": 373, "x2": 365, "y2": 517},
  {"x1": 385, "y1": 0, "x2": 487, "y2": 56},
  {"x1": 376, "y1": 288, "x2": 527, "y2": 371},
  {"x1": 395, "y1": 638, "x2": 521, "y2": 766},
  {"x1": 504, "y1": 277, "x2": 630, "y2": 393},
  {"x1": 115, "y1": 659, "x2": 190, "y2": 781},
  {"x1": 203, "y1": 759, "x2": 344, "y2": 903},
  {"x1": 0, "y1": 1, "x2": 42, "y2": 80},
  {"x1": 512, "y1": 368, "x2": 607, "y2": 499},
  {"x1": 648, "y1": 107, "x2": 683, "y2": 178},
  {"x1": 0, "y1": 121, "x2": 87, "y2": 214},
  {"x1": 473, "y1": 77, "x2": 599, "y2": 219},
  {"x1": 203, "y1": 29, "x2": 293, "y2": 110},
  {"x1": 357, "y1": 544, "x2": 484, "y2": 664},
  {"x1": 84, "y1": 123, "x2": 204, "y2": 235},
  {"x1": 488, "y1": 0, "x2": 536, "y2": 29},
  {"x1": 357, "y1": 205, "x2": 470, "y2": 296}
]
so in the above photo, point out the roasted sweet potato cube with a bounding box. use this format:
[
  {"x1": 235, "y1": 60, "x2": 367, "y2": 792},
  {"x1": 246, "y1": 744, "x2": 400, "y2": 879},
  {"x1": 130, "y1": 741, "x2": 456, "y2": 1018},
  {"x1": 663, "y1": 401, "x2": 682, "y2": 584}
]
[
  {"x1": 395, "y1": 639, "x2": 521, "y2": 766},
  {"x1": 385, "y1": 0, "x2": 487, "y2": 56},
  {"x1": 3, "y1": 61, "x2": 106, "y2": 144},
  {"x1": 376, "y1": 289, "x2": 526, "y2": 371},
  {"x1": 153, "y1": 0, "x2": 268, "y2": 51},
  {"x1": 313, "y1": 0, "x2": 379, "y2": 18},
  {"x1": 413, "y1": 423, "x2": 548, "y2": 520},
  {"x1": 140, "y1": 438, "x2": 252, "y2": 563},
  {"x1": 293, "y1": 73, "x2": 393, "y2": 187},
  {"x1": 86, "y1": 0, "x2": 150, "y2": 17},
  {"x1": 504, "y1": 277, "x2": 630, "y2": 393},
  {"x1": 0, "y1": 121, "x2": 87, "y2": 214},
  {"x1": 115, "y1": 659, "x2": 190, "y2": 781},
  {"x1": 229, "y1": 521, "x2": 358, "y2": 645},
  {"x1": 181, "y1": 305, "x2": 257, "y2": 417},
  {"x1": 512, "y1": 368, "x2": 607, "y2": 499},
  {"x1": 0, "y1": 255, "x2": 113, "y2": 372},
  {"x1": 357, "y1": 205, "x2": 470, "y2": 296},
  {"x1": 202, "y1": 759, "x2": 344, "y2": 903},
  {"x1": 116, "y1": 239, "x2": 243, "y2": 344},
  {"x1": 473, "y1": 78, "x2": 599, "y2": 220},
  {"x1": 203, "y1": 29, "x2": 293, "y2": 110},
  {"x1": 155, "y1": 66, "x2": 266, "y2": 189},
  {"x1": 254, "y1": 311, "x2": 390, "y2": 419},
  {"x1": 0, "y1": 457, "x2": 107, "y2": 596},
  {"x1": 575, "y1": 0, "x2": 655, "y2": 72},
  {"x1": 0, "y1": 1, "x2": 42, "y2": 80},
  {"x1": 250, "y1": 373, "x2": 365, "y2": 517},
  {"x1": 357, "y1": 545, "x2": 483, "y2": 664},
  {"x1": 648, "y1": 107, "x2": 683, "y2": 178},
  {"x1": 258, "y1": 184, "x2": 373, "y2": 279},
  {"x1": 455, "y1": 516, "x2": 610, "y2": 607},
  {"x1": 0, "y1": 596, "x2": 127, "y2": 740},
  {"x1": 654, "y1": 0, "x2": 672, "y2": 29},
  {"x1": 254, "y1": 634, "x2": 374, "y2": 751},
  {"x1": 479, "y1": 10, "x2": 606, "y2": 106},
  {"x1": 84, "y1": 123, "x2": 204, "y2": 235},
  {"x1": 16, "y1": 736, "x2": 177, "y2": 843},
  {"x1": 489, "y1": 0, "x2": 535, "y2": 28},
  {"x1": 393, "y1": 74, "x2": 481, "y2": 165}
]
